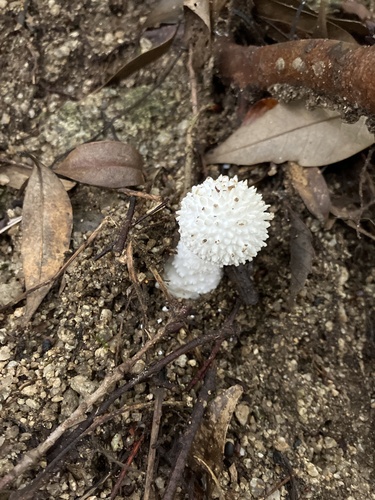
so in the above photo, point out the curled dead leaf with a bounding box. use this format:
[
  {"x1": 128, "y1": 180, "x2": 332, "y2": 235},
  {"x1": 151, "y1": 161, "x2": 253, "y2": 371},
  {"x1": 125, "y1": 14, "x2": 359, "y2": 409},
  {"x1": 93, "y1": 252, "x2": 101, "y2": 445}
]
[
  {"x1": 289, "y1": 162, "x2": 331, "y2": 222},
  {"x1": 192, "y1": 385, "x2": 243, "y2": 476},
  {"x1": 54, "y1": 141, "x2": 145, "y2": 188},
  {"x1": 21, "y1": 161, "x2": 73, "y2": 323}
]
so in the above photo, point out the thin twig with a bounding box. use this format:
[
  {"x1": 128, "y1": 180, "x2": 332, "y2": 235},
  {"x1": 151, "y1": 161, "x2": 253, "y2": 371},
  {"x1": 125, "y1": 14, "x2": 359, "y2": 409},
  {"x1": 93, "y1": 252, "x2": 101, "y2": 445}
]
[
  {"x1": 110, "y1": 433, "x2": 145, "y2": 499},
  {"x1": 113, "y1": 196, "x2": 136, "y2": 254},
  {"x1": 188, "y1": 45, "x2": 199, "y2": 115},
  {"x1": 183, "y1": 105, "x2": 212, "y2": 195},
  {"x1": 126, "y1": 240, "x2": 148, "y2": 322},
  {"x1": 163, "y1": 366, "x2": 216, "y2": 500},
  {"x1": 144, "y1": 387, "x2": 166, "y2": 500}
]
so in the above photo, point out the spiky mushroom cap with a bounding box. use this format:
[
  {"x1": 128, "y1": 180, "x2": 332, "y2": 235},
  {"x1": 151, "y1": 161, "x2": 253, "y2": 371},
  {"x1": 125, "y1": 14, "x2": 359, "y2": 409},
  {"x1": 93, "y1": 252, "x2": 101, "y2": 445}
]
[{"x1": 177, "y1": 175, "x2": 273, "y2": 267}]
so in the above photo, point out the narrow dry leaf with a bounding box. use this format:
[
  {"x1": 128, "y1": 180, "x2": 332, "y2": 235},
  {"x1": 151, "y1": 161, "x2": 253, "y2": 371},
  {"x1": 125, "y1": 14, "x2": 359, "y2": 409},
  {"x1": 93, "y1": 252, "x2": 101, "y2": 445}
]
[
  {"x1": 289, "y1": 210, "x2": 314, "y2": 304},
  {"x1": 289, "y1": 162, "x2": 331, "y2": 222},
  {"x1": 205, "y1": 101, "x2": 374, "y2": 167},
  {"x1": 21, "y1": 162, "x2": 73, "y2": 323},
  {"x1": 144, "y1": 0, "x2": 183, "y2": 28},
  {"x1": 54, "y1": 141, "x2": 145, "y2": 188},
  {"x1": 99, "y1": 26, "x2": 177, "y2": 88},
  {"x1": 192, "y1": 385, "x2": 243, "y2": 476},
  {"x1": 184, "y1": 0, "x2": 211, "y2": 29}
]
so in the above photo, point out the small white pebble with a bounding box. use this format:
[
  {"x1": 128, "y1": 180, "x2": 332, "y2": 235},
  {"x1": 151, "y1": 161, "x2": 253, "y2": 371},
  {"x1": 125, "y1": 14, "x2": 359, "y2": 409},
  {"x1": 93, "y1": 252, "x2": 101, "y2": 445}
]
[
  {"x1": 235, "y1": 403, "x2": 250, "y2": 426},
  {"x1": 0, "y1": 346, "x2": 11, "y2": 361},
  {"x1": 306, "y1": 462, "x2": 320, "y2": 477},
  {"x1": 175, "y1": 354, "x2": 188, "y2": 368}
]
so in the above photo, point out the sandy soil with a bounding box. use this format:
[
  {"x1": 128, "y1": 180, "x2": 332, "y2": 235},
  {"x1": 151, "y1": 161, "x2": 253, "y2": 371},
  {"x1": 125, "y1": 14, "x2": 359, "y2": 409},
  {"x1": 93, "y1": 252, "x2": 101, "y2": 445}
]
[{"x1": 0, "y1": 1, "x2": 374, "y2": 499}]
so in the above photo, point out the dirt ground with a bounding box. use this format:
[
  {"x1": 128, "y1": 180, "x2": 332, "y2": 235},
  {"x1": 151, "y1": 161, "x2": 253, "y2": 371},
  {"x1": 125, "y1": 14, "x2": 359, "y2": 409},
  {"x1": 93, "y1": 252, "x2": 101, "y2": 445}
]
[{"x1": 1, "y1": 1, "x2": 375, "y2": 499}]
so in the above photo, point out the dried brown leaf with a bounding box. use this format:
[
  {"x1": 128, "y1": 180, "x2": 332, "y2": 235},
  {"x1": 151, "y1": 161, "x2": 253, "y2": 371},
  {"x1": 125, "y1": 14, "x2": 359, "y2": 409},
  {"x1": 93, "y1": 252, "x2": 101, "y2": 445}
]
[
  {"x1": 192, "y1": 385, "x2": 243, "y2": 476},
  {"x1": 289, "y1": 162, "x2": 331, "y2": 222},
  {"x1": 21, "y1": 162, "x2": 73, "y2": 323},
  {"x1": 54, "y1": 141, "x2": 144, "y2": 188},
  {"x1": 1, "y1": 164, "x2": 75, "y2": 191},
  {"x1": 184, "y1": 0, "x2": 211, "y2": 29},
  {"x1": 205, "y1": 101, "x2": 374, "y2": 167},
  {"x1": 289, "y1": 210, "x2": 314, "y2": 304},
  {"x1": 100, "y1": 26, "x2": 177, "y2": 88}
]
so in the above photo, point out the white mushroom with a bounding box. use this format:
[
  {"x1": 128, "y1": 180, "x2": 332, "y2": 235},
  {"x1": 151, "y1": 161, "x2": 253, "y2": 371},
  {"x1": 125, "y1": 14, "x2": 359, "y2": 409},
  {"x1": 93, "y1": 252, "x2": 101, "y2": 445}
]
[{"x1": 164, "y1": 175, "x2": 273, "y2": 298}]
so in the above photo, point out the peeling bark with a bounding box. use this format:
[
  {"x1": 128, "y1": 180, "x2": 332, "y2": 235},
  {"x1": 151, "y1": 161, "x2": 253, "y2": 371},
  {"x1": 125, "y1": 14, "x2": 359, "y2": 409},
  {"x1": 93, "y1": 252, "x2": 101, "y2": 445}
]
[{"x1": 214, "y1": 38, "x2": 375, "y2": 119}]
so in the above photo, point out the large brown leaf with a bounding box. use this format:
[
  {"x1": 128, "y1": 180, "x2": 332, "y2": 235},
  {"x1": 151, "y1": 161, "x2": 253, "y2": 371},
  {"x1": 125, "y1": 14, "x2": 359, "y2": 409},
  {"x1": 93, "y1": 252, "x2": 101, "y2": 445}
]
[
  {"x1": 205, "y1": 101, "x2": 374, "y2": 167},
  {"x1": 21, "y1": 162, "x2": 73, "y2": 323},
  {"x1": 54, "y1": 141, "x2": 144, "y2": 188}
]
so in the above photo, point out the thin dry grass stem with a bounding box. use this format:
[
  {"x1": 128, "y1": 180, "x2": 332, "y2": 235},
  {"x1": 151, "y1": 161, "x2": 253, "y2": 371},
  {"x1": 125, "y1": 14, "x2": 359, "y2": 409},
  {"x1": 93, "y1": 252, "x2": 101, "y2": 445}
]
[
  {"x1": 113, "y1": 195, "x2": 136, "y2": 254},
  {"x1": 144, "y1": 387, "x2": 166, "y2": 500},
  {"x1": 188, "y1": 45, "x2": 199, "y2": 115},
  {"x1": 132, "y1": 199, "x2": 168, "y2": 226},
  {"x1": 117, "y1": 187, "x2": 161, "y2": 201},
  {"x1": 263, "y1": 474, "x2": 295, "y2": 499},
  {"x1": 110, "y1": 433, "x2": 145, "y2": 499},
  {"x1": 126, "y1": 240, "x2": 148, "y2": 321},
  {"x1": 183, "y1": 104, "x2": 213, "y2": 195},
  {"x1": 187, "y1": 337, "x2": 224, "y2": 391},
  {"x1": 149, "y1": 265, "x2": 177, "y2": 306}
]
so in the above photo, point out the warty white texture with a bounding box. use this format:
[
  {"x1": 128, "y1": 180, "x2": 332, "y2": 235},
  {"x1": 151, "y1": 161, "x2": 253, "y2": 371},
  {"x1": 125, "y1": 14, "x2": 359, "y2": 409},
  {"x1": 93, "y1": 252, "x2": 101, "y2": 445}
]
[{"x1": 164, "y1": 175, "x2": 273, "y2": 298}]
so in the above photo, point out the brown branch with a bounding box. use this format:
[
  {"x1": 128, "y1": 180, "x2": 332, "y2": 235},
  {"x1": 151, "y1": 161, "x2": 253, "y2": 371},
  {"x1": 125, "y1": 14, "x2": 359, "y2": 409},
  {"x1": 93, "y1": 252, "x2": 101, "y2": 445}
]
[{"x1": 214, "y1": 38, "x2": 375, "y2": 118}]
